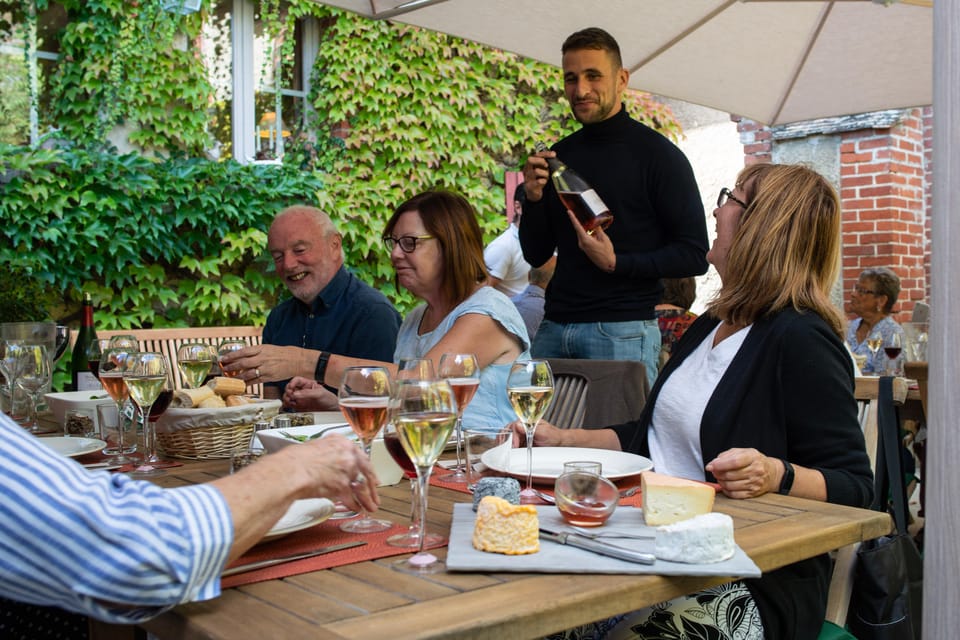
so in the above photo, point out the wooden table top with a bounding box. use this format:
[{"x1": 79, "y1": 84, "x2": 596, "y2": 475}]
[{"x1": 134, "y1": 460, "x2": 891, "y2": 640}]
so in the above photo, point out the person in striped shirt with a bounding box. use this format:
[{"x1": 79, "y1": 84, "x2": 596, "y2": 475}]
[{"x1": 0, "y1": 412, "x2": 378, "y2": 623}]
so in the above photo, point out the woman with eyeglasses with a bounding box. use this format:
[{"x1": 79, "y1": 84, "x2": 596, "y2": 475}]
[
  {"x1": 846, "y1": 267, "x2": 905, "y2": 374},
  {"x1": 521, "y1": 164, "x2": 873, "y2": 640},
  {"x1": 276, "y1": 190, "x2": 530, "y2": 431}
]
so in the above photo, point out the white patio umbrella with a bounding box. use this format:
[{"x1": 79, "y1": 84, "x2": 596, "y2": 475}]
[{"x1": 315, "y1": 0, "x2": 932, "y2": 126}]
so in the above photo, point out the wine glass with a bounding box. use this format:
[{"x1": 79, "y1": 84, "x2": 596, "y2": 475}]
[
  {"x1": 0, "y1": 340, "x2": 25, "y2": 416},
  {"x1": 506, "y1": 359, "x2": 555, "y2": 503},
  {"x1": 177, "y1": 342, "x2": 217, "y2": 388},
  {"x1": 386, "y1": 358, "x2": 445, "y2": 548},
  {"x1": 99, "y1": 347, "x2": 138, "y2": 464},
  {"x1": 86, "y1": 338, "x2": 111, "y2": 382},
  {"x1": 392, "y1": 377, "x2": 457, "y2": 574},
  {"x1": 338, "y1": 366, "x2": 394, "y2": 534},
  {"x1": 437, "y1": 353, "x2": 480, "y2": 483},
  {"x1": 123, "y1": 352, "x2": 169, "y2": 475},
  {"x1": 865, "y1": 331, "x2": 883, "y2": 375},
  {"x1": 217, "y1": 339, "x2": 248, "y2": 378},
  {"x1": 884, "y1": 333, "x2": 903, "y2": 376},
  {"x1": 14, "y1": 344, "x2": 51, "y2": 433}
]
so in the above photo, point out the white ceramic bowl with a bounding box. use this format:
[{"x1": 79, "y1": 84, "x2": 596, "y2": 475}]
[
  {"x1": 257, "y1": 423, "x2": 404, "y2": 486},
  {"x1": 44, "y1": 390, "x2": 114, "y2": 431}
]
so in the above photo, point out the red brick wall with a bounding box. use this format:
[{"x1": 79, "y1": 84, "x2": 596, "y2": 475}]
[
  {"x1": 840, "y1": 108, "x2": 928, "y2": 323},
  {"x1": 733, "y1": 110, "x2": 931, "y2": 325}
]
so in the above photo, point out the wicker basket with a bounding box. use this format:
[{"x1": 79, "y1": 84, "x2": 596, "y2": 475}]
[{"x1": 156, "y1": 400, "x2": 281, "y2": 460}]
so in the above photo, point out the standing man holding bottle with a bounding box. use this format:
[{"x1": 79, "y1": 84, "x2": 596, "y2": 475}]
[{"x1": 520, "y1": 27, "x2": 709, "y2": 388}]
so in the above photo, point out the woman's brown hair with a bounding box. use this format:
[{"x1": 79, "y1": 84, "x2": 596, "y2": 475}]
[
  {"x1": 384, "y1": 190, "x2": 489, "y2": 306},
  {"x1": 709, "y1": 164, "x2": 845, "y2": 337}
]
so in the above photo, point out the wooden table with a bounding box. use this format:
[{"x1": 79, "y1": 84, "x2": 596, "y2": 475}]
[{"x1": 121, "y1": 460, "x2": 892, "y2": 640}]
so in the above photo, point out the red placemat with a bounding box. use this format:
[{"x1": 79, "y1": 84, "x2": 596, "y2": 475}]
[{"x1": 221, "y1": 519, "x2": 445, "y2": 588}]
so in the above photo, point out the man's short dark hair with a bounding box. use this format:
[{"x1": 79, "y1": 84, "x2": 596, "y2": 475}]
[
  {"x1": 513, "y1": 183, "x2": 526, "y2": 204},
  {"x1": 562, "y1": 27, "x2": 622, "y2": 69}
]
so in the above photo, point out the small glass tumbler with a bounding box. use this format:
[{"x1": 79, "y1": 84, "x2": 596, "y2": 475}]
[
  {"x1": 464, "y1": 427, "x2": 512, "y2": 491},
  {"x1": 563, "y1": 460, "x2": 602, "y2": 476},
  {"x1": 64, "y1": 408, "x2": 97, "y2": 438},
  {"x1": 554, "y1": 462, "x2": 618, "y2": 528}
]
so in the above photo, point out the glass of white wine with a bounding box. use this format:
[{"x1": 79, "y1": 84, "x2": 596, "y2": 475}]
[
  {"x1": 391, "y1": 377, "x2": 457, "y2": 574},
  {"x1": 506, "y1": 359, "x2": 555, "y2": 503},
  {"x1": 177, "y1": 342, "x2": 216, "y2": 389},
  {"x1": 865, "y1": 331, "x2": 883, "y2": 375},
  {"x1": 437, "y1": 353, "x2": 480, "y2": 483},
  {"x1": 123, "y1": 352, "x2": 169, "y2": 475}
]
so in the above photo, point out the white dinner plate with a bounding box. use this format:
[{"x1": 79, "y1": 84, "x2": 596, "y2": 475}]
[
  {"x1": 481, "y1": 446, "x2": 653, "y2": 483},
  {"x1": 260, "y1": 498, "x2": 336, "y2": 543},
  {"x1": 40, "y1": 437, "x2": 106, "y2": 458}
]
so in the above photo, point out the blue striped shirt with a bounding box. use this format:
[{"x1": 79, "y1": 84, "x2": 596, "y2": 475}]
[{"x1": 0, "y1": 413, "x2": 233, "y2": 623}]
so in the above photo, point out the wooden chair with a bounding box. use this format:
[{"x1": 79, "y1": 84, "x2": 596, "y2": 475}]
[
  {"x1": 543, "y1": 359, "x2": 649, "y2": 430},
  {"x1": 823, "y1": 376, "x2": 908, "y2": 628}
]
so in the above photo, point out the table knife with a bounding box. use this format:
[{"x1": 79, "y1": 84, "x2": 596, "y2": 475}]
[
  {"x1": 539, "y1": 527, "x2": 655, "y2": 565},
  {"x1": 222, "y1": 540, "x2": 366, "y2": 577}
]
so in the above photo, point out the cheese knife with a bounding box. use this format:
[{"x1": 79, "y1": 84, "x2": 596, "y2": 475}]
[
  {"x1": 222, "y1": 540, "x2": 366, "y2": 577},
  {"x1": 539, "y1": 527, "x2": 655, "y2": 565}
]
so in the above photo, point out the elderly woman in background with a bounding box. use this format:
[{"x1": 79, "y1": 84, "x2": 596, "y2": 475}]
[
  {"x1": 526, "y1": 164, "x2": 873, "y2": 640},
  {"x1": 846, "y1": 267, "x2": 904, "y2": 374},
  {"x1": 224, "y1": 190, "x2": 530, "y2": 432}
]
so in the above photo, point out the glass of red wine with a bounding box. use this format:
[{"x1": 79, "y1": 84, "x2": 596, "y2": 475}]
[
  {"x1": 884, "y1": 332, "x2": 903, "y2": 376},
  {"x1": 86, "y1": 339, "x2": 111, "y2": 381}
]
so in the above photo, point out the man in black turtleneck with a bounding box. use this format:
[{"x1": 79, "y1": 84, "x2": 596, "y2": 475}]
[{"x1": 520, "y1": 27, "x2": 708, "y2": 388}]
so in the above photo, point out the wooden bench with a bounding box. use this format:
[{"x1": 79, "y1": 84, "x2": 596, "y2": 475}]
[{"x1": 79, "y1": 327, "x2": 264, "y2": 395}]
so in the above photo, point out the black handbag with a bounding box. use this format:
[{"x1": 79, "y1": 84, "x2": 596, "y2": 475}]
[{"x1": 847, "y1": 376, "x2": 923, "y2": 640}]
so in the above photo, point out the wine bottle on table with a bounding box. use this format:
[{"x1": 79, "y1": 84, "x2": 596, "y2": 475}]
[
  {"x1": 535, "y1": 141, "x2": 613, "y2": 234},
  {"x1": 71, "y1": 292, "x2": 101, "y2": 392}
]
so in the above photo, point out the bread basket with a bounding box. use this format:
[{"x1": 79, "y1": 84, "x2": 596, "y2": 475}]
[{"x1": 155, "y1": 399, "x2": 281, "y2": 459}]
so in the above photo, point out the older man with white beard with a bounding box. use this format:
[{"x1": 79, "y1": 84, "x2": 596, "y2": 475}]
[{"x1": 223, "y1": 206, "x2": 400, "y2": 409}]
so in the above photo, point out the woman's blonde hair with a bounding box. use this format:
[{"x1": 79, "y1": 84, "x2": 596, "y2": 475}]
[{"x1": 708, "y1": 163, "x2": 845, "y2": 337}]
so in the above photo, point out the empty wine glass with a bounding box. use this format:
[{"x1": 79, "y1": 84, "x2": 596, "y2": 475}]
[
  {"x1": 884, "y1": 333, "x2": 903, "y2": 376},
  {"x1": 437, "y1": 353, "x2": 479, "y2": 483},
  {"x1": 217, "y1": 339, "x2": 247, "y2": 378},
  {"x1": 0, "y1": 340, "x2": 25, "y2": 416},
  {"x1": 339, "y1": 366, "x2": 394, "y2": 534},
  {"x1": 392, "y1": 377, "x2": 457, "y2": 574},
  {"x1": 177, "y1": 342, "x2": 217, "y2": 389},
  {"x1": 124, "y1": 352, "x2": 169, "y2": 475},
  {"x1": 99, "y1": 347, "x2": 138, "y2": 464},
  {"x1": 506, "y1": 359, "x2": 555, "y2": 503},
  {"x1": 15, "y1": 344, "x2": 51, "y2": 433}
]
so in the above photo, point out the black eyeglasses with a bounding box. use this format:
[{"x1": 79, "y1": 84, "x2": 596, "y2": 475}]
[
  {"x1": 382, "y1": 234, "x2": 434, "y2": 253},
  {"x1": 717, "y1": 187, "x2": 748, "y2": 209},
  {"x1": 853, "y1": 285, "x2": 879, "y2": 296}
]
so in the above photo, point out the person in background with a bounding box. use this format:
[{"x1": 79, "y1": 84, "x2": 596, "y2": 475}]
[
  {"x1": 484, "y1": 183, "x2": 531, "y2": 297},
  {"x1": 511, "y1": 255, "x2": 557, "y2": 342},
  {"x1": 655, "y1": 276, "x2": 698, "y2": 369},
  {"x1": 519, "y1": 164, "x2": 873, "y2": 639},
  {"x1": 0, "y1": 411, "x2": 377, "y2": 624},
  {"x1": 244, "y1": 206, "x2": 401, "y2": 408},
  {"x1": 846, "y1": 266, "x2": 904, "y2": 375},
  {"x1": 226, "y1": 191, "x2": 530, "y2": 433},
  {"x1": 520, "y1": 27, "x2": 709, "y2": 389}
]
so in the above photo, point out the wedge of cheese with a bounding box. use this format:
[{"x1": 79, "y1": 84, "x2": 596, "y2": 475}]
[
  {"x1": 472, "y1": 496, "x2": 539, "y2": 555},
  {"x1": 655, "y1": 512, "x2": 735, "y2": 564},
  {"x1": 641, "y1": 471, "x2": 715, "y2": 526}
]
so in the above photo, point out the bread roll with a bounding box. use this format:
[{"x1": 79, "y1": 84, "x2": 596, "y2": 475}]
[
  {"x1": 171, "y1": 386, "x2": 215, "y2": 408},
  {"x1": 198, "y1": 395, "x2": 227, "y2": 409},
  {"x1": 208, "y1": 376, "x2": 247, "y2": 396},
  {"x1": 225, "y1": 395, "x2": 250, "y2": 407}
]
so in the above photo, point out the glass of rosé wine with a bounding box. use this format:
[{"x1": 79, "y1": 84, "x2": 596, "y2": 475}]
[
  {"x1": 437, "y1": 353, "x2": 479, "y2": 483},
  {"x1": 338, "y1": 366, "x2": 394, "y2": 534}
]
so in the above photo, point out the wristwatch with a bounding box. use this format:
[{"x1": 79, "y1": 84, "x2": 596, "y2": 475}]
[
  {"x1": 778, "y1": 459, "x2": 795, "y2": 495},
  {"x1": 314, "y1": 351, "x2": 331, "y2": 384}
]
